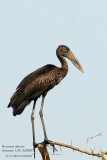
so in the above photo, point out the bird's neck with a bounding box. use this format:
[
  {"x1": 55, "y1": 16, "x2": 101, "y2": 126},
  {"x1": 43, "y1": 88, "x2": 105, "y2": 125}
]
[{"x1": 57, "y1": 55, "x2": 68, "y2": 76}]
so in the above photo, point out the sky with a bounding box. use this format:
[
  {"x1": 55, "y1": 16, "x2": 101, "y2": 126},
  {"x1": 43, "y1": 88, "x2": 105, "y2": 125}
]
[{"x1": 0, "y1": 0, "x2": 107, "y2": 160}]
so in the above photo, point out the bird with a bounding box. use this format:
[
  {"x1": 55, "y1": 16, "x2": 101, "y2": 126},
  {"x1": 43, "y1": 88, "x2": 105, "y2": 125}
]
[{"x1": 8, "y1": 45, "x2": 84, "y2": 157}]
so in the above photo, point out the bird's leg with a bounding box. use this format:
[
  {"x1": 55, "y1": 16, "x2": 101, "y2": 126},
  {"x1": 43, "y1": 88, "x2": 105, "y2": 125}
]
[
  {"x1": 31, "y1": 100, "x2": 36, "y2": 158},
  {"x1": 39, "y1": 93, "x2": 48, "y2": 141},
  {"x1": 39, "y1": 93, "x2": 57, "y2": 153}
]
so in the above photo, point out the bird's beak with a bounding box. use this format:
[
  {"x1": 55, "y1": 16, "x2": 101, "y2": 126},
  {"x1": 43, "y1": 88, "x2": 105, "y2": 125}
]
[{"x1": 68, "y1": 51, "x2": 84, "y2": 73}]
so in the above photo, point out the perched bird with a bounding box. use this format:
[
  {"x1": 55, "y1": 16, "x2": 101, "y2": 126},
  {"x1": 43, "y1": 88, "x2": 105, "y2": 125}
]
[{"x1": 8, "y1": 45, "x2": 84, "y2": 157}]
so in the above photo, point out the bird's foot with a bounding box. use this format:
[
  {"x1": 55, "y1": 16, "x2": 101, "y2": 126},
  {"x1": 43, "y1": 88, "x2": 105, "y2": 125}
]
[
  {"x1": 44, "y1": 139, "x2": 57, "y2": 153},
  {"x1": 34, "y1": 139, "x2": 57, "y2": 153}
]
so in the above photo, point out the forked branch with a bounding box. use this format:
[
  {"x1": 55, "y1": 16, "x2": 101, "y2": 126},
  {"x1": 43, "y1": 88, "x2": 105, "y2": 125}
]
[{"x1": 36, "y1": 140, "x2": 107, "y2": 160}]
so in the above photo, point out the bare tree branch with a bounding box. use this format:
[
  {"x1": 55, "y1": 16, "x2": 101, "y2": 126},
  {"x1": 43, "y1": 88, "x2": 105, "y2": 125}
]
[
  {"x1": 50, "y1": 141, "x2": 107, "y2": 160},
  {"x1": 35, "y1": 140, "x2": 107, "y2": 160}
]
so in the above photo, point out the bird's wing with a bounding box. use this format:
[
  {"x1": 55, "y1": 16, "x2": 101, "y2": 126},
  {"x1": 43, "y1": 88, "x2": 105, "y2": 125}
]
[
  {"x1": 8, "y1": 64, "x2": 59, "y2": 109},
  {"x1": 16, "y1": 64, "x2": 57, "y2": 90}
]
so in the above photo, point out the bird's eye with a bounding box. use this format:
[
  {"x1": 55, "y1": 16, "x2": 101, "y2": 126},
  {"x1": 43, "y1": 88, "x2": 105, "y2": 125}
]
[{"x1": 63, "y1": 47, "x2": 69, "y2": 53}]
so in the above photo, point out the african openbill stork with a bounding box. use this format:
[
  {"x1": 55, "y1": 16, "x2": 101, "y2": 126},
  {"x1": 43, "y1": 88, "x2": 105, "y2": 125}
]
[{"x1": 8, "y1": 45, "x2": 84, "y2": 157}]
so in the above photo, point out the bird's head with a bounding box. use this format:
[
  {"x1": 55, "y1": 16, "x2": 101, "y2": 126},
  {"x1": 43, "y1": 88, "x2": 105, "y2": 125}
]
[{"x1": 56, "y1": 45, "x2": 84, "y2": 73}]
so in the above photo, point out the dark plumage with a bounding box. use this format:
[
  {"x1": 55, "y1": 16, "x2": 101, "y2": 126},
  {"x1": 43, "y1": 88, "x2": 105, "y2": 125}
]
[
  {"x1": 8, "y1": 64, "x2": 67, "y2": 115},
  {"x1": 8, "y1": 45, "x2": 84, "y2": 158}
]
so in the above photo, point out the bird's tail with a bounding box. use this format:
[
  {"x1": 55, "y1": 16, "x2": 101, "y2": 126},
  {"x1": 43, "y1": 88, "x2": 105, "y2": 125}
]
[
  {"x1": 13, "y1": 100, "x2": 30, "y2": 116},
  {"x1": 8, "y1": 89, "x2": 30, "y2": 116},
  {"x1": 8, "y1": 89, "x2": 25, "y2": 107}
]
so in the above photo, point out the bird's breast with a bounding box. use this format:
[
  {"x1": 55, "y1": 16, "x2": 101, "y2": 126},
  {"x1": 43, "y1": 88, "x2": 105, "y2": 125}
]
[{"x1": 56, "y1": 68, "x2": 68, "y2": 85}]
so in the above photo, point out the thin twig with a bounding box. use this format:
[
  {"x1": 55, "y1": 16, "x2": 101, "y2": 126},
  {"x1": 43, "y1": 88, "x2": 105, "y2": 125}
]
[{"x1": 84, "y1": 133, "x2": 102, "y2": 150}]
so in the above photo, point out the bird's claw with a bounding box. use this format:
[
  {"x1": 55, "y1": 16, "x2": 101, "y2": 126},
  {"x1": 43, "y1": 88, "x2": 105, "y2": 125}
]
[
  {"x1": 34, "y1": 139, "x2": 57, "y2": 153},
  {"x1": 44, "y1": 139, "x2": 57, "y2": 152}
]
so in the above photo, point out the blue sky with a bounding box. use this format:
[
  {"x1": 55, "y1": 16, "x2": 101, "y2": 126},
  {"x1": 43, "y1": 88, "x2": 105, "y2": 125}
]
[{"x1": 0, "y1": 0, "x2": 107, "y2": 160}]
